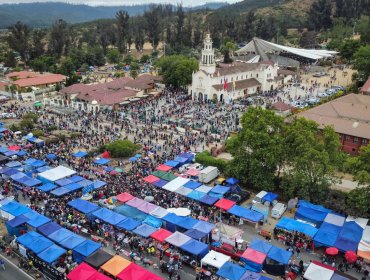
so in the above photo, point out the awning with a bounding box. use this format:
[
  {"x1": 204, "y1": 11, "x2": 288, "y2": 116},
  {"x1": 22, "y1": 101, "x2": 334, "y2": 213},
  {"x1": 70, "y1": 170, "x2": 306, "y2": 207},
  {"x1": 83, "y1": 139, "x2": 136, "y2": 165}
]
[
  {"x1": 201, "y1": 250, "x2": 230, "y2": 269},
  {"x1": 100, "y1": 255, "x2": 131, "y2": 277}
]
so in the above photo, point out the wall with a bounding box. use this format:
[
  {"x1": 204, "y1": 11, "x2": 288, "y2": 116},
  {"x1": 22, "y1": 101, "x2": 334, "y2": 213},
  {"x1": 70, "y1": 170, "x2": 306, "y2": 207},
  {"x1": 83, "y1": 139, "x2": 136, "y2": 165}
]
[{"x1": 341, "y1": 134, "x2": 369, "y2": 155}]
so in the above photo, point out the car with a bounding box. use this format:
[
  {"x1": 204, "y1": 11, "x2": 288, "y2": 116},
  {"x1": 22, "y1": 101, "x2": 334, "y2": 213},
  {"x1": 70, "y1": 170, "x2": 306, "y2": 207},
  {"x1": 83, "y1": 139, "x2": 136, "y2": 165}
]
[
  {"x1": 318, "y1": 92, "x2": 329, "y2": 98},
  {"x1": 291, "y1": 101, "x2": 307, "y2": 109},
  {"x1": 271, "y1": 203, "x2": 287, "y2": 219},
  {"x1": 225, "y1": 191, "x2": 251, "y2": 204},
  {"x1": 211, "y1": 243, "x2": 244, "y2": 260},
  {"x1": 252, "y1": 191, "x2": 267, "y2": 204},
  {"x1": 306, "y1": 98, "x2": 320, "y2": 105}
]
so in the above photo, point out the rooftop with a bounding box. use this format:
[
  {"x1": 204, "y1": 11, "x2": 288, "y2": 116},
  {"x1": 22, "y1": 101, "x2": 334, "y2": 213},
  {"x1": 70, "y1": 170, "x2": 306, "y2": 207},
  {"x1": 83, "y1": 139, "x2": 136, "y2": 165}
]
[
  {"x1": 361, "y1": 76, "x2": 370, "y2": 94},
  {"x1": 294, "y1": 94, "x2": 370, "y2": 139},
  {"x1": 215, "y1": 62, "x2": 264, "y2": 76},
  {"x1": 12, "y1": 74, "x2": 66, "y2": 88},
  {"x1": 212, "y1": 78, "x2": 260, "y2": 92},
  {"x1": 76, "y1": 89, "x2": 137, "y2": 105},
  {"x1": 271, "y1": 101, "x2": 291, "y2": 111}
]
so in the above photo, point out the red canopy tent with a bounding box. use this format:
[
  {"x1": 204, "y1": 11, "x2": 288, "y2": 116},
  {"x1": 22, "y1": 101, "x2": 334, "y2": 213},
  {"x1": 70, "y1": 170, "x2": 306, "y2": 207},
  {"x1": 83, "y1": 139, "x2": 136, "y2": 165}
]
[
  {"x1": 214, "y1": 198, "x2": 236, "y2": 211},
  {"x1": 8, "y1": 145, "x2": 21, "y2": 151},
  {"x1": 150, "y1": 228, "x2": 172, "y2": 243},
  {"x1": 345, "y1": 251, "x2": 357, "y2": 263},
  {"x1": 156, "y1": 164, "x2": 172, "y2": 172},
  {"x1": 116, "y1": 192, "x2": 134, "y2": 203},
  {"x1": 67, "y1": 262, "x2": 97, "y2": 280},
  {"x1": 143, "y1": 175, "x2": 160, "y2": 184},
  {"x1": 117, "y1": 263, "x2": 163, "y2": 280},
  {"x1": 89, "y1": 272, "x2": 111, "y2": 280},
  {"x1": 241, "y1": 248, "x2": 267, "y2": 264},
  {"x1": 102, "y1": 151, "x2": 110, "y2": 159}
]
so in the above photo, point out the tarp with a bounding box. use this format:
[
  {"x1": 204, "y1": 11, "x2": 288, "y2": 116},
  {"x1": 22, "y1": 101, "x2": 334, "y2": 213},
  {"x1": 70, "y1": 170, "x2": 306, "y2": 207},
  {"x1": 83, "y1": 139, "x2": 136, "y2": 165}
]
[
  {"x1": 162, "y1": 177, "x2": 190, "y2": 192},
  {"x1": 38, "y1": 183, "x2": 58, "y2": 192},
  {"x1": 174, "y1": 186, "x2": 193, "y2": 196},
  {"x1": 36, "y1": 166, "x2": 51, "y2": 173},
  {"x1": 184, "y1": 181, "x2": 202, "y2": 190},
  {"x1": 152, "y1": 179, "x2": 168, "y2": 188},
  {"x1": 161, "y1": 172, "x2": 178, "y2": 181},
  {"x1": 262, "y1": 192, "x2": 278, "y2": 203},
  {"x1": 126, "y1": 197, "x2": 146, "y2": 208},
  {"x1": 177, "y1": 216, "x2": 199, "y2": 230},
  {"x1": 116, "y1": 192, "x2": 134, "y2": 203},
  {"x1": 78, "y1": 179, "x2": 94, "y2": 188},
  {"x1": 26, "y1": 213, "x2": 51, "y2": 228},
  {"x1": 73, "y1": 240, "x2": 101, "y2": 257},
  {"x1": 114, "y1": 205, "x2": 147, "y2": 221},
  {"x1": 143, "y1": 215, "x2": 162, "y2": 228},
  {"x1": 303, "y1": 261, "x2": 335, "y2": 280},
  {"x1": 174, "y1": 156, "x2": 189, "y2": 163},
  {"x1": 201, "y1": 250, "x2": 231, "y2": 269},
  {"x1": 24, "y1": 158, "x2": 37, "y2": 165},
  {"x1": 1, "y1": 201, "x2": 31, "y2": 217},
  {"x1": 27, "y1": 236, "x2": 54, "y2": 254},
  {"x1": 165, "y1": 231, "x2": 192, "y2": 247},
  {"x1": 187, "y1": 190, "x2": 206, "y2": 201},
  {"x1": 162, "y1": 213, "x2": 184, "y2": 225},
  {"x1": 165, "y1": 160, "x2": 181, "y2": 168},
  {"x1": 192, "y1": 221, "x2": 215, "y2": 234},
  {"x1": 46, "y1": 153, "x2": 57, "y2": 160},
  {"x1": 30, "y1": 160, "x2": 46, "y2": 168},
  {"x1": 267, "y1": 246, "x2": 292, "y2": 265},
  {"x1": 17, "y1": 231, "x2": 42, "y2": 247},
  {"x1": 48, "y1": 228, "x2": 74, "y2": 243},
  {"x1": 59, "y1": 234, "x2": 86, "y2": 250},
  {"x1": 313, "y1": 222, "x2": 342, "y2": 247},
  {"x1": 215, "y1": 198, "x2": 236, "y2": 211},
  {"x1": 38, "y1": 166, "x2": 76, "y2": 182},
  {"x1": 16, "y1": 150, "x2": 28, "y2": 157},
  {"x1": 210, "y1": 185, "x2": 230, "y2": 195},
  {"x1": 65, "y1": 183, "x2": 83, "y2": 192},
  {"x1": 150, "y1": 228, "x2": 172, "y2": 243},
  {"x1": 67, "y1": 198, "x2": 100, "y2": 214},
  {"x1": 156, "y1": 164, "x2": 172, "y2": 172},
  {"x1": 37, "y1": 244, "x2": 66, "y2": 263},
  {"x1": 228, "y1": 205, "x2": 264, "y2": 223},
  {"x1": 143, "y1": 175, "x2": 160, "y2": 183},
  {"x1": 92, "y1": 208, "x2": 116, "y2": 222},
  {"x1": 67, "y1": 262, "x2": 97, "y2": 280},
  {"x1": 179, "y1": 152, "x2": 195, "y2": 159},
  {"x1": 6, "y1": 215, "x2": 29, "y2": 227},
  {"x1": 55, "y1": 178, "x2": 73, "y2": 186},
  {"x1": 199, "y1": 194, "x2": 218, "y2": 205},
  {"x1": 217, "y1": 261, "x2": 247, "y2": 280},
  {"x1": 196, "y1": 185, "x2": 213, "y2": 193},
  {"x1": 116, "y1": 263, "x2": 162, "y2": 280},
  {"x1": 51, "y1": 187, "x2": 71, "y2": 196},
  {"x1": 115, "y1": 217, "x2": 141, "y2": 231},
  {"x1": 346, "y1": 216, "x2": 369, "y2": 230},
  {"x1": 334, "y1": 221, "x2": 363, "y2": 252},
  {"x1": 184, "y1": 228, "x2": 208, "y2": 240},
  {"x1": 133, "y1": 224, "x2": 158, "y2": 238},
  {"x1": 38, "y1": 222, "x2": 62, "y2": 236},
  {"x1": 69, "y1": 175, "x2": 84, "y2": 183},
  {"x1": 248, "y1": 239, "x2": 273, "y2": 254},
  {"x1": 84, "y1": 249, "x2": 114, "y2": 269},
  {"x1": 275, "y1": 217, "x2": 318, "y2": 237},
  {"x1": 93, "y1": 180, "x2": 107, "y2": 190},
  {"x1": 225, "y1": 178, "x2": 239, "y2": 185},
  {"x1": 72, "y1": 151, "x2": 87, "y2": 158},
  {"x1": 101, "y1": 255, "x2": 131, "y2": 277},
  {"x1": 242, "y1": 248, "x2": 267, "y2": 264},
  {"x1": 295, "y1": 200, "x2": 331, "y2": 226},
  {"x1": 94, "y1": 158, "x2": 110, "y2": 165},
  {"x1": 180, "y1": 239, "x2": 209, "y2": 258},
  {"x1": 150, "y1": 207, "x2": 169, "y2": 218}
]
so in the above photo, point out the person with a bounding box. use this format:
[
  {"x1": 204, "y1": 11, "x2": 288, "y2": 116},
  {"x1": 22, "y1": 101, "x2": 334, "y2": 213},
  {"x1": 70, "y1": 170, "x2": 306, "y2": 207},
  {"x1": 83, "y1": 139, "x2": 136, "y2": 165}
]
[{"x1": 0, "y1": 258, "x2": 5, "y2": 270}]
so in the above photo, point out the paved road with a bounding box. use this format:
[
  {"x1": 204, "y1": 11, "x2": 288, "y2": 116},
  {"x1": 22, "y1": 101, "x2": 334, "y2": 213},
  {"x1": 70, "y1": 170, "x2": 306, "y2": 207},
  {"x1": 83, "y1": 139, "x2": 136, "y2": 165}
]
[{"x1": 0, "y1": 253, "x2": 34, "y2": 280}]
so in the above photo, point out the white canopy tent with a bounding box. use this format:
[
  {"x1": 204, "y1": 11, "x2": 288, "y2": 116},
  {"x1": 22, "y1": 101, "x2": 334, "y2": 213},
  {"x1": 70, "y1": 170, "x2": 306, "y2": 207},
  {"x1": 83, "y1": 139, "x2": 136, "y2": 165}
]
[
  {"x1": 358, "y1": 226, "x2": 370, "y2": 261},
  {"x1": 162, "y1": 177, "x2": 190, "y2": 192},
  {"x1": 38, "y1": 166, "x2": 76, "y2": 182},
  {"x1": 201, "y1": 250, "x2": 231, "y2": 269},
  {"x1": 303, "y1": 261, "x2": 335, "y2": 280}
]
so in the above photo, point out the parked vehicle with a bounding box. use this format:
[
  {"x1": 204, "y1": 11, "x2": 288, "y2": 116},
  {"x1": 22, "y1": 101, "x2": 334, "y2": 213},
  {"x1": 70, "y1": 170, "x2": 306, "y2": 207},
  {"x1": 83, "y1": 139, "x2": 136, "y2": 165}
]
[
  {"x1": 252, "y1": 191, "x2": 267, "y2": 204},
  {"x1": 211, "y1": 243, "x2": 244, "y2": 261},
  {"x1": 306, "y1": 98, "x2": 320, "y2": 105},
  {"x1": 271, "y1": 203, "x2": 287, "y2": 219},
  {"x1": 198, "y1": 166, "x2": 219, "y2": 184}
]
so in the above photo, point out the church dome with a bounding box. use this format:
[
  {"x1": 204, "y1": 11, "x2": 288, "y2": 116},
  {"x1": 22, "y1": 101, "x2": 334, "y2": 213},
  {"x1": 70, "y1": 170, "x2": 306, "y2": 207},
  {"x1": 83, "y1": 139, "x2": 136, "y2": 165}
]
[{"x1": 91, "y1": 100, "x2": 98, "y2": 105}]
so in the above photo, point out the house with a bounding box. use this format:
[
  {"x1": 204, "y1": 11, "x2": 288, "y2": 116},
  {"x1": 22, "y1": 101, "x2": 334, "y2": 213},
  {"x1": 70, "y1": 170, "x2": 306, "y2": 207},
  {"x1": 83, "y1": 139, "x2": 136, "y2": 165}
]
[
  {"x1": 6, "y1": 71, "x2": 66, "y2": 92},
  {"x1": 361, "y1": 76, "x2": 370, "y2": 95},
  {"x1": 294, "y1": 94, "x2": 370, "y2": 154},
  {"x1": 188, "y1": 34, "x2": 292, "y2": 103},
  {"x1": 270, "y1": 101, "x2": 291, "y2": 116}
]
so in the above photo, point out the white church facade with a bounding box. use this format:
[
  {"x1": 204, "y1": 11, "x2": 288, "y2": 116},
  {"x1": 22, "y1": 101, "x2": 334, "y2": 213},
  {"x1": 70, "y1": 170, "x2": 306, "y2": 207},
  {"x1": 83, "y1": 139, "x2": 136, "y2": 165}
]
[{"x1": 189, "y1": 34, "x2": 292, "y2": 103}]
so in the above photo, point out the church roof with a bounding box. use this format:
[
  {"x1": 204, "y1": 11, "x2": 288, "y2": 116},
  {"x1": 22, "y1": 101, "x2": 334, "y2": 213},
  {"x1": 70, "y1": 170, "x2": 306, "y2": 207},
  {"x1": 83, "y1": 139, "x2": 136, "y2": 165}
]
[
  {"x1": 212, "y1": 78, "x2": 260, "y2": 92},
  {"x1": 216, "y1": 62, "x2": 262, "y2": 76}
]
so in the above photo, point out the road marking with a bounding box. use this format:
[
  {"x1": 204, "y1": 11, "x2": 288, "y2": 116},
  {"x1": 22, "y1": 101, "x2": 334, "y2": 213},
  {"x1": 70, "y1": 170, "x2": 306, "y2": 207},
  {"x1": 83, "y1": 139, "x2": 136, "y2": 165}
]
[{"x1": 0, "y1": 252, "x2": 35, "y2": 280}]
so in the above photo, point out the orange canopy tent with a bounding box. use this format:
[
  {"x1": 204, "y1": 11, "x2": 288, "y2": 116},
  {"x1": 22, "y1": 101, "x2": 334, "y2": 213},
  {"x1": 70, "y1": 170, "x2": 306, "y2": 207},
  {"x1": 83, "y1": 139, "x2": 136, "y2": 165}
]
[
  {"x1": 117, "y1": 263, "x2": 163, "y2": 280},
  {"x1": 100, "y1": 255, "x2": 131, "y2": 277},
  {"x1": 67, "y1": 262, "x2": 97, "y2": 280},
  {"x1": 116, "y1": 192, "x2": 134, "y2": 203}
]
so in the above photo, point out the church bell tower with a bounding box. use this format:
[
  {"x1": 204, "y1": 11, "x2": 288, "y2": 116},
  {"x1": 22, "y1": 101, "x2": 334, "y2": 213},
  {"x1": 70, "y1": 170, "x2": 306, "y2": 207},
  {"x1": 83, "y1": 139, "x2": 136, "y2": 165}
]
[{"x1": 199, "y1": 34, "x2": 216, "y2": 74}]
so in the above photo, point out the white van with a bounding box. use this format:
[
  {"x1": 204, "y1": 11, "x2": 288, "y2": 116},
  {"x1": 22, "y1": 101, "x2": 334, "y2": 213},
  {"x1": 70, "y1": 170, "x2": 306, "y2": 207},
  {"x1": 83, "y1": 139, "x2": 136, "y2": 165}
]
[
  {"x1": 252, "y1": 191, "x2": 267, "y2": 204},
  {"x1": 271, "y1": 203, "x2": 287, "y2": 219}
]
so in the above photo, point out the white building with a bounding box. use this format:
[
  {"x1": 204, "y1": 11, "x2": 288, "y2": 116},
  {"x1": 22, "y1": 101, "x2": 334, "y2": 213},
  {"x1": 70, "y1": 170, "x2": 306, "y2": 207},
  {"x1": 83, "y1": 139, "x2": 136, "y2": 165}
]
[{"x1": 189, "y1": 34, "x2": 290, "y2": 103}]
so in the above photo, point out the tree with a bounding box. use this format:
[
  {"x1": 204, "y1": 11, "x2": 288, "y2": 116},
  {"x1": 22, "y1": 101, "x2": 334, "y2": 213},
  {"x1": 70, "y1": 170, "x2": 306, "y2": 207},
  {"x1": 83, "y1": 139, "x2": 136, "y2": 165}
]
[
  {"x1": 339, "y1": 39, "x2": 361, "y2": 62},
  {"x1": 226, "y1": 107, "x2": 286, "y2": 191},
  {"x1": 7, "y1": 21, "x2": 31, "y2": 62},
  {"x1": 353, "y1": 46, "x2": 370, "y2": 81},
  {"x1": 156, "y1": 55, "x2": 198, "y2": 88},
  {"x1": 130, "y1": 69, "x2": 138, "y2": 79},
  {"x1": 308, "y1": 0, "x2": 332, "y2": 31},
  {"x1": 48, "y1": 19, "x2": 69, "y2": 58},
  {"x1": 105, "y1": 140, "x2": 140, "y2": 158},
  {"x1": 107, "y1": 49, "x2": 121, "y2": 64},
  {"x1": 31, "y1": 55, "x2": 57, "y2": 73},
  {"x1": 30, "y1": 29, "x2": 46, "y2": 60},
  {"x1": 221, "y1": 41, "x2": 236, "y2": 64},
  {"x1": 116, "y1": 10, "x2": 130, "y2": 53},
  {"x1": 144, "y1": 6, "x2": 161, "y2": 49},
  {"x1": 4, "y1": 51, "x2": 17, "y2": 67}
]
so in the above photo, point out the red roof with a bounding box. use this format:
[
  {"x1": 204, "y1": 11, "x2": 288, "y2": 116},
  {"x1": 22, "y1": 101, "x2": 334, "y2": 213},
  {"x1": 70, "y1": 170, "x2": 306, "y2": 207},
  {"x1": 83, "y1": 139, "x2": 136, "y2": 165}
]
[
  {"x1": 361, "y1": 76, "x2": 370, "y2": 94},
  {"x1": 241, "y1": 248, "x2": 267, "y2": 264},
  {"x1": 7, "y1": 71, "x2": 40, "y2": 79},
  {"x1": 156, "y1": 164, "x2": 172, "y2": 172},
  {"x1": 271, "y1": 101, "x2": 291, "y2": 111},
  {"x1": 150, "y1": 228, "x2": 172, "y2": 243},
  {"x1": 117, "y1": 263, "x2": 163, "y2": 280},
  {"x1": 67, "y1": 262, "x2": 97, "y2": 280},
  {"x1": 143, "y1": 175, "x2": 160, "y2": 184},
  {"x1": 12, "y1": 74, "x2": 66, "y2": 88},
  {"x1": 76, "y1": 89, "x2": 137, "y2": 105},
  {"x1": 116, "y1": 192, "x2": 134, "y2": 203},
  {"x1": 214, "y1": 198, "x2": 236, "y2": 211}
]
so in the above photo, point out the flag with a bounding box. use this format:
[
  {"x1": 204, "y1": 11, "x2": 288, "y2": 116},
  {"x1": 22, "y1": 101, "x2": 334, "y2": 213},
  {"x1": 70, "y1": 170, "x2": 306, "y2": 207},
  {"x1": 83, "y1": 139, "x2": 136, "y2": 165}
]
[{"x1": 223, "y1": 77, "x2": 228, "y2": 91}]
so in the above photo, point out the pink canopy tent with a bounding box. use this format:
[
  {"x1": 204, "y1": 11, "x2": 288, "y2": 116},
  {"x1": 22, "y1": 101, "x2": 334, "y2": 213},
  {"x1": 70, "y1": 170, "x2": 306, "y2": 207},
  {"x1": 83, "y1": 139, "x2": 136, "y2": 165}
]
[
  {"x1": 186, "y1": 169, "x2": 199, "y2": 176},
  {"x1": 156, "y1": 164, "x2": 172, "y2": 172},
  {"x1": 8, "y1": 145, "x2": 21, "y2": 151},
  {"x1": 143, "y1": 175, "x2": 160, "y2": 184},
  {"x1": 126, "y1": 197, "x2": 146, "y2": 208},
  {"x1": 137, "y1": 202, "x2": 159, "y2": 214},
  {"x1": 116, "y1": 192, "x2": 134, "y2": 203},
  {"x1": 150, "y1": 228, "x2": 172, "y2": 243},
  {"x1": 214, "y1": 198, "x2": 236, "y2": 211},
  {"x1": 117, "y1": 263, "x2": 163, "y2": 280},
  {"x1": 67, "y1": 263, "x2": 97, "y2": 280},
  {"x1": 241, "y1": 248, "x2": 267, "y2": 264}
]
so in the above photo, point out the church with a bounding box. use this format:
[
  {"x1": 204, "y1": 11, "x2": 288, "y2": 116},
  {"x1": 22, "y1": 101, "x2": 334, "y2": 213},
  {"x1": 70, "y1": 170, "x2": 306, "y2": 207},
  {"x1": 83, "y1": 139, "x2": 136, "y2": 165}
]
[{"x1": 188, "y1": 34, "x2": 292, "y2": 103}]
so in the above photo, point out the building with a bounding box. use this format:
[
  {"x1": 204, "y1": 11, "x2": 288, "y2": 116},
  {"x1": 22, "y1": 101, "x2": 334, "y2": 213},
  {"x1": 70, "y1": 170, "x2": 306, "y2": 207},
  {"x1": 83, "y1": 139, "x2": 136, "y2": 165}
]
[
  {"x1": 189, "y1": 34, "x2": 292, "y2": 103},
  {"x1": 6, "y1": 71, "x2": 66, "y2": 92},
  {"x1": 294, "y1": 94, "x2": 370, "y2": 154},
  {"x1": 361, "y1": 76, "x2": 370, "y2": 95},
  {"x1": 46, "y1": 74, "x2": 162, "y2": 112},
  {"x1": 270, "y1": 101, "x2": 291, "y2": 116}
]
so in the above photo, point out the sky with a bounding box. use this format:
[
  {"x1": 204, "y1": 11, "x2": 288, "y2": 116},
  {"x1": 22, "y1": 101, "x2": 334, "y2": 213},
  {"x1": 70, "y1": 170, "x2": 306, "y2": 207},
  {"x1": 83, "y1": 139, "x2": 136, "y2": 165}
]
[{"x1": 0, "y1": 0, "x2": 240, "y2": 6}]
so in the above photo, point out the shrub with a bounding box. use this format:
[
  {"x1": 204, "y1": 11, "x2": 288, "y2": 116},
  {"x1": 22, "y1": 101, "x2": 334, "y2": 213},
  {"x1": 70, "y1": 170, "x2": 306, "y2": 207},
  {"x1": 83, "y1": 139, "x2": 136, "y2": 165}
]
[
  {"x1": 23, "y1": 112, "x2": 38, "y2": 123},
  {"x1": 32, "y1": 129, "x2": 44, "y2": 137},
  {"x1": 195, "y1": 151, "x2": 229, "y2": 173},
  {"x1": 105, "y1": 140, "x2": 140, "y2": 158}
]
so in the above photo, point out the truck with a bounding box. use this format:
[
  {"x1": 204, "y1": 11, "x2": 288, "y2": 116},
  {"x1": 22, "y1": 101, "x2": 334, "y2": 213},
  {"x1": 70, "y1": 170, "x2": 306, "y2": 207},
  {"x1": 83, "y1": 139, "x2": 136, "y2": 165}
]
[{"x1": 198, "y1": 166, "x2": 219, "y2": 184}]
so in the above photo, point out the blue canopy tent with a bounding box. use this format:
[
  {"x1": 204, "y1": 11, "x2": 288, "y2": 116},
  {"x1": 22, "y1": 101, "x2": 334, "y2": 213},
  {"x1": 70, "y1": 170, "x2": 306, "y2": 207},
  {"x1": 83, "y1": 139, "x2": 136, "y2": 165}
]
[
  {"x1": 162, "y1": 213, "x2": 185, "y2": 232},
  {"x1": 228, "y1": 205, "x2": 264, "y2": 224},
  {"x1": 0, "y1": 201, "x2": 31, "y2": 218},
  {"x1": 72, "y1": 151, "x2": 87, "y2": 158},
  {"x1": 22, "y1": 177, "x2": 42, "y2": 187},
  {"x1": 27, "y1": 236, "x2": 54, "y2": 254},
  {"x1": 3, "y1": 168, "x2": 20, "y2": 176},
  {"x1": 72, "y1": 240, "x2": 101, "y2": 263},
  {"x1": 165, "y1": 160, "x2": 181, "y2": 168},
  {"x1": 48, "y1": 228, "x2": 74, "y2": 244},
  {"x1": 94, "y1": 158, "x2": 110, "y2": 165},
  {"x1": 30, "y1": 160, "x2": 46, "y2": 168},
  {"x1": 176, "y1": 216, "x2": 199, "y2": 230},
  {"x1": 133, "y1": 224, "x2": 158, "y2": 238},
  {"x1": 199, "y1": 194, "x2": 218, "y2": 205},
  {"x1": 68, "y1": 175, "x2": 84, "y2": 183},
  {"x1": 0, "y1": 146, "x2": 8, "y2": 153},
  {"x1": 129, "y1": 157, "x2": 138, "y2": 162},
  {"x1": 249, "y1": 239, "x2": 273, "y2": 254},
  {"x1": 92, "y1": 208, "x2": 115, "y2": 222},
  {"x1": 187, "y1": 190, "x2": 206, "y2": 201},
  {"x1": 17, "y1": 231, "x2": 42, "y2": 247},
  {"x1": 152, "y1": 179, "x2": 168, "y2": 188},
  {"x1": 37, "y1": 244, "x2": 66, "y2": 264},
  {"x1": 24, "y1": 158, "x2": 37, "y2": 165},
  {"x1": 26, "y1": 214, "x2": 51, "y2": 229},
  {"x1": 4, "y1": 150, "x2": 18, "y2": 157},
  {"x1": 38, "y1": 183, "x2": 58, "y2": 192},
  {"x1": 104, "y1": 166, "x2": 114, "y2": 172},
  {"x1": 55, "y1": 178, "x2": 73, "y2": 186},
  {"x1": 267, "y1": 246, "x2": 292, "y2": 265},
  {"x1": 16, "y1": 150, "x2": 28, "y2": 157},
  {"x1": 179, "y1": 152, "x2": 195, "y2": 160},
  {"x1": 275, "y1": 217, "x2": 318, "y2": 237},
  {"x1": 184, "y1": 228, "x2": 208, "y2": 240},
  {"x1": 78, "y1": 179, "x2": 94, "y2": 188},
  {"x1": 313, "y1": 222, "x2": 342, "y2": 247},
  {"x1": 225, "y1": 178, "x2": 239, "y2": 185},
  {"x1": 5, "y1": 215, "x2": 29, "y2": 236},
  {"x1": 0, "y1": 167, "x2": 10, "y2": 174},
  {"x1": 65, "y1": 182, "x2": 83, "y2": 192},
  {"x1": 262, "y1": 192, "x2": 278, "y2": 203},
  {"x1": 50, "y1": 187, "x2": 71, "y2": 196},
  {"x1": 115, "y1": 217, "x2": 141, "y2": 231},
  {"x1": 113, "y1": 205, "x2": 148, "y2": 221},
  {"x1": 59, "y1": 234, "x2": 86, "y2": 250},
  {"x1": 184, "y1": 181, "x2": 202, "y2": 190},
  {"x1": 104, "y1": 212, "x2": 127, "y2": 226},
  {"x1": 334, "y1": 221, "x2": 363, "y2": 252},
  {"x1": 209, "y1": 185, "x2": 230, "y2": 196},
  {"x1": 192, "y1": 221, "x2": 215, "y2": 234},
  {"x1": 37, "y1": 222, "x2": 62, "y2": 236},
  {"x1": 6, "y1": 161, "x2": 22, "y2": 168},
  {"x1": 46, "y1": 154, "x2": 57, "y2": 160},
  {"x1": 180, "y1": 239, "x2": 209, "y2": 258},
  {"x1": 143, "y1": 215, "x2": 162, "y2": 228},
  {"x1": 93, "y1": 180, "x2": 106, "y2": 190},
  {"x1": 173, "y1": 156, "x2": 189, "y2": 164},
  {"x1": 217, "y1": 261, "x2": 247, "y2": 280},
  {"x1": 67, "y1": 198, "x2": 100, "y2": 214},
  {"x1": 295, "y1": 200, "x2": 331, "y2": 226},
  {"x1": 36, "y1": 166, "x2": 51, "y2": 173}
]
